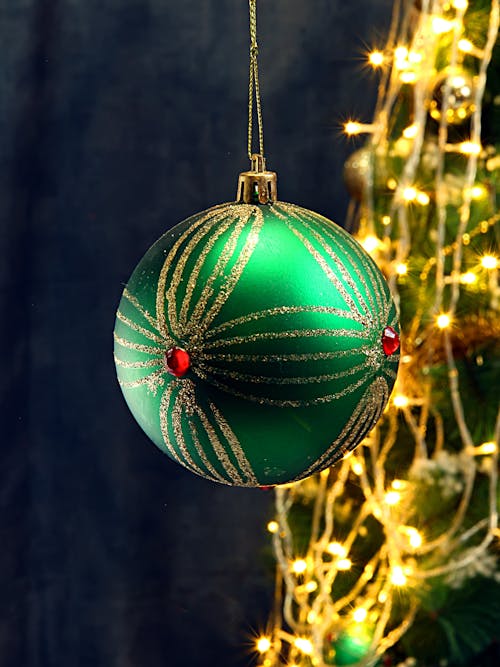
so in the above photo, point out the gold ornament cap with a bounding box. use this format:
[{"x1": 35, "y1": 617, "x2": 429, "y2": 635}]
[{"x1": 236, "y1": 154, "x2": 277, "y2": 204}]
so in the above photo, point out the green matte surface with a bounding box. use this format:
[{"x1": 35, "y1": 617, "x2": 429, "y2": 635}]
[{"x1": 114, "y1": 201, "x2": 399, "y2": 486}]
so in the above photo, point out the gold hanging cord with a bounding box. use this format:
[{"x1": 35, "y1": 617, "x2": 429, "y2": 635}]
[
  {"x1": 248, "y1": 0, "x2": 265, "y2": 160},
  {"x1": 237, "y1": 0, "x2": 277, "y2": 203}
]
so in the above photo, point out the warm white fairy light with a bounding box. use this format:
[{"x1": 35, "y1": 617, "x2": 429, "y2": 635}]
[
  {"x1": 256, "y1": 636, "x2": 272, "y2": 653},
  {"x1": 369, "y1": 50, "x2": 385, "y2": 67},
  {"x1": 267, "y1": 520, "x2": 279, "y2": 533},
  {"x1": 436, "y1": 313, "x2": 451, "y2": 329},
  {"x1": 264, "y1": 2, "x2": 500, "y2": 665},
  {"x1": 481, "y1": 254, "x2": 498, "y2": 269},
  {"x1": 291, "y1": 559, "x2": 308, "y2": 575}
]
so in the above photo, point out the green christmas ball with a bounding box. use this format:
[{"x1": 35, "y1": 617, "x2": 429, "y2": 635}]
[{"x1": 114, "y1": 201, "x2": 399, "y2": 486}]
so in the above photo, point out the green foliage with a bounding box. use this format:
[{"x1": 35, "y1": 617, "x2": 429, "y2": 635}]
[{"x1": 401, "y1": 577, "x2": 500, "y2": 666}]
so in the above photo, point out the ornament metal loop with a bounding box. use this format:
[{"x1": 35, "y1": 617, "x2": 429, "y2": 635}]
[{"x1": 236, "y1": 153, "x2": 278, "y2": 204}]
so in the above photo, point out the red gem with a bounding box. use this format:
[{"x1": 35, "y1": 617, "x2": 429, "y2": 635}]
[
  {"x1": 164, "y1": 346, "x2": 191, "y2": 377},
  {"x1": 382, "y1": 326, "x2": 400, "y2": 356}
]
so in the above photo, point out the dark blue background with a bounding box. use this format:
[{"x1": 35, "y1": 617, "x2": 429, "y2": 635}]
[{"x1": 0, "y1": 1, "x2": 391, "y2": 665}]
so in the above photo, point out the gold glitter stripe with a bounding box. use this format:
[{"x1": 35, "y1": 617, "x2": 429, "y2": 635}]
[
  {"x1": 113, "y1": 355, "x2": 163, "y2": 369},
  {"x1": 190, "y1": 206, "x2": 262, "y2": 334},
  {"x1": 297, "y1": 377, "x2": 389, "y2": 479},
  {"x1": 195, "y1": 406, "x2": 245, "y2": 485},
  {"x1": 197, "y1": 347, "x2": 369, "y2": 363},
  {"x1": 187, "y1": 415, "x2": 232, "y2": 485},
  {"x1": 171, "y1": 390, "x2": 207, "y2": 477},
  {"x1": 274, "y1": 206, "x2": 366, "y2": 322},
  {"x1": 197, "y1": 359, "x2": 370, "y2": 385},
  {"x1": 166, "y1": 209, "x2": 232, "y2": 339},
  {"x1": 118, "y1": 369, "x2": 165, "y2": 392},
  {"x1": 159, "y1": 384, "x2": 202, "y2": 475},
  {"x1": 207, "y1": 400, "x2": 258, "y2": 485},
  {"x1": 178, "y1": 215, "x2": 239, "y2": 330},
  {"x1": 193, "y1": 366, "x2": 373, "y2": 408},
  {"x1": 122, "y1": 288, "x2": 161, "y2": 333},
  {"x1": 202, "y1": 327, "x2": 369, "y2": 351},
  {"x1": 279, "y1": 205, "x2": 371, "y2": 321},
  {"x1": 156, "y1": 205, "x2": 230, "y2": 338},
  {"x1": 116, "y1": 310, "x2": 165, "y2": 344},
  {"x1": 113, "y1": 333, "x2": 162, "y2": 356},
  {"x1": 206, "y1": 305, "x2": 360, "y2": 339}
]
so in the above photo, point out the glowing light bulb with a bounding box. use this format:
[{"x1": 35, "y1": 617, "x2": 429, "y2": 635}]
[
  {"x1": 403, "y1": 186, "x2": 417, "y2": 201},
  {"x1": 403, "y1": 124, "x2": 418, "y2": 139},
  {"x1": 369, "y1": 51, "x2": 385, "y2": 67},
  {"x1": 400, "y1": 526, "x2": 423, "y2": 549},
  {"x1": 395, "y1": 263, "x2": 408, "y2": 276},
  {"x1": 436, "y1": 313, "x2": 451, "y2": 329},
  {"x1": 267, "y1": 520, "x2": 279, "y2": 534},
  {"x1": 432, "y1": 17, "x2": 454, "y2": 34},
  {"x1": 337, "y1": 558, "x2": 352, "y2": 571},
  {"x1": 344, "y1": 121, "x2": 362, "y2": 135},
  {"x1": 481, "y1": 255, "x2": 498, "y2": 270},
  {"x1": 387, "y1": 178, "x2": 397, "y2": 190},
  {"x1": 351, "y1": 458, "x2": 364, "y2": 476},
  {"x1": 393, "y1": 395, "x2": 409, "y2": 408},
  {"x1": 353, "y1": 607, "x2": 368, "y2": 623},
  {"x1": 458, "y1": 38, "x2": 473, "y2": 53},
  {"x1": 256, "y1": 637, "x2": 272, "y2": 653},
  {"x1": 361, "y1": 235, "x2": 380, "y2": 252},
  {"x1": 391, "y1": 566, "x2": 408, "y2": 586},
  {"x1": 392, "y1": 479, "x2": 406, "y2": 490},
  {"x1": 469, "y1": 441, "x2": 497, "y2": 455},
  {"x1": 452, "y1": 0, "x2": 468, "y2": 9},
  {"x1": 294, "y1": 637, "x2": 313, "y2": 655},
  {"x1": 382, "y1": 215, "x2": 391, "y2": 226},
  {"x1": 304, "y1": 581, "x2": 318, "y2": 593},
  {"x1": 468, "y1": 185, "x2": 487, "y2": 200},
  {"x1": 327, "y1": 542, "x2": 347, "y2": 557},
  {"x1": 394, "y1": 46, "x2": 408, "y2": 64},
  {"x1": 416, "y1": 191, "x2": 430, "y2": 205},
  {"x1": 384, "y1": 490, "x2": 401, "y2": 505},
  {"x1": 460, "y1": 272, "x2": 476, "y2": 284},
  {"x1": 400, "y1": 71, "x2": 417, "y2": 84},
  {"x1": 291, "y1": 559, "x2": 308, "y2": 575},
  {"x1": 459, "y1": 141, "x2": 481, "y2": 155}
]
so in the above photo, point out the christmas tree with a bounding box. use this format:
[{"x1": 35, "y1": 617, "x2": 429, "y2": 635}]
[{"x1": 254, "y1": 1, "x2": 500, "y2": 665}]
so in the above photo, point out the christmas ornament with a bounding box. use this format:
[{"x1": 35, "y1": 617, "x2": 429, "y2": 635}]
[
  {"x1": 428, "y1": 69, "x2": 476, "y2": 125},
  {"x1": 113, "y1": 0, "x2": 400, "y2": 486},
  {"x1": 324, "y1": 625, "x2": 374, "y2": 666},
  {"x1": 343, "y1": 147, "x2": 371, "y2": 202}
]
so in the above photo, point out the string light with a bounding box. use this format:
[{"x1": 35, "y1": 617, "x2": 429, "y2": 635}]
[
  {"x1": 384, "y1": 490, "x2": 401, "y2": 506},
  {"x1": 395, "y1": 263, "x2": 408, "y2": 275},
  {"x1": 293, "y1": 637, "x2": 313, "y2": 655},
  {"x1": 267, "y1": 520, "x2": 279, "y2": 533},
  {"x1": 327, "y1": 542, "x2": 348, "y2": 557},
  {"x1": 436, "y1": 313, "x2": 451, "y2": 329},
  {"x1": 352, "y1": 607, "x2": 368, "y2": 623},
  {"x1": 393, "y1": 394, "x2": 409, "y2": 408},
  {"x1": 481, "y1": 255, "x2": 498, "y2": 270},
  {"x1": 390, "y1": 566, "x2": 408, "y2": 586},
  {"x1": 291, "y1": 559, "x2": 308, "y2": 575},
  {"x1": 431, "y1": 17, "x2": 454, "y2": 34},
  {"x1": 451, "y1": 0, "x2": 468, "y2": 9},
  {"x1": 368, "y1": 51, "x2": 385, "y2": 67},
  {"x1": 256, "y1": 637, "x2": 272, "y2": 653},
  {"x1": 337, "y1": 558, "x2": 353, "y2": 571}
]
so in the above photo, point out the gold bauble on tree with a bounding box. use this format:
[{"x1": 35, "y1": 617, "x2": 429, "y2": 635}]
[
  {"x1": 428, "y1": 69, "x2": 476, "y2": 125},
  {"x1": 343, "y1": 147, "x2": 371, "y2": 202}
]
